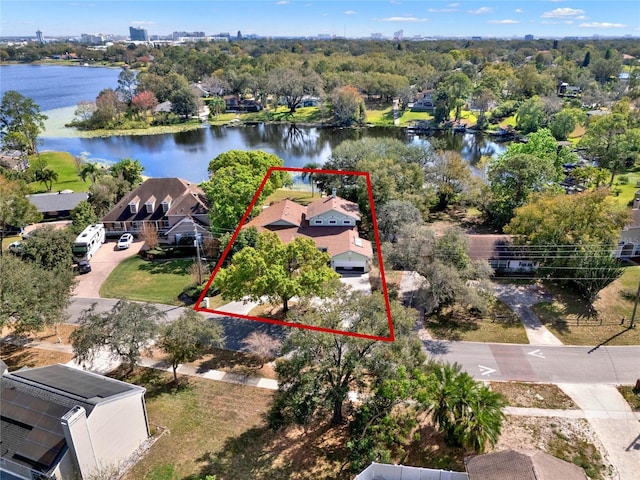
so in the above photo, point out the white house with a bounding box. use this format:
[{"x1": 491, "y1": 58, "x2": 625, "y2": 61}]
[{"x1": 1, "y1": 363, "x2": 149, "y2": 480}]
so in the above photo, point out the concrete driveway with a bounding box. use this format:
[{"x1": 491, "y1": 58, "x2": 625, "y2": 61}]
[{"x1": 72, "y1": 239, "x2": 143, "y2": 298}]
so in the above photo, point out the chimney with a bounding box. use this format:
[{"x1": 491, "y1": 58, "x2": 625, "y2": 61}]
[
  {"x1": 331, "y1": 187, "x2": 337, "y2": 198},
  {"x1": 61, "y1": 406, "x2": 99, "y2": 479}
]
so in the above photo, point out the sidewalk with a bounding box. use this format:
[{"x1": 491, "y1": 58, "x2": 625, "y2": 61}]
[
  {"x1": 493, "y1": 283, "x2": 564, "y2": 346},
  {"x1": 558, "y1": 383, "x2": 640, "y2": 480}
]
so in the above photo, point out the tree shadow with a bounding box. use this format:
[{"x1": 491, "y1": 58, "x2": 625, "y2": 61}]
[
  {"x1": 108, "y1": 366, "x2": 192, "y2": 399},
  {"x1": 0, "y1": 343, "x2": 35, "y2": 369},
  {"x1": 137, "y1": 259, "x2": 191, "y2": 276},
  {"x1": 194, "y1": 348, "x2": 261, "y2": 374},
  {"x1": 588, "y1": 326, "x2": 636, "y2": 353},
  {"x1": 424, "y1": 314, "x2": 480, "y2": 342},
  {"x1": 185, "y1": 422, "x2": 351, "y2": 480}
]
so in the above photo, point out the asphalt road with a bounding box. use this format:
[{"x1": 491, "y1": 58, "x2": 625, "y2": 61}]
[
  {"x1": 425, "y1": 340, "x2": 640, "y2": 385},
  {"x1": 67, "y1": 297, "x2": 640, "y2": 384},
  {"x1": 67, "y1": 297, "x2": 287, "y2": 351}
]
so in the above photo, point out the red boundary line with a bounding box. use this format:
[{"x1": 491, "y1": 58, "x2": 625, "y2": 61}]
[{"x1": 194, "y1": 166, "x2": 395, "y2": 342}]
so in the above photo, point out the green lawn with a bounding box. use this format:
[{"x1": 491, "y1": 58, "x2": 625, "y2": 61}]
[
  {"x1": 100, "y1": 256, "x2": 196, "y2": 305},
  {"x1": 531, "y1": 266, "x2": 640, "y2": 345},
  {"x1": 425, "y1": 300, "x2": 529, "y2": 344},
  {"x1": 611, "y1": 170, "x2": 640, "y2": 207},
  {"x1": 28, "y1": 151, "x2": 89, "y2": 193},
  {"x1": 263, "y1": 188, "x2": 317, "y2": 206},
  {"x1": 366, "y1": 106, "x2": 394, "y2": 125},
  {"x1": 242, "y1": 106, "x2": 326, "y2": 124}
]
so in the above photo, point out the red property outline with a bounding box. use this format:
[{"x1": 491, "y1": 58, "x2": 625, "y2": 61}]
[{"x1": 195, "y1": 166, "x2": 394, "y2": 342}]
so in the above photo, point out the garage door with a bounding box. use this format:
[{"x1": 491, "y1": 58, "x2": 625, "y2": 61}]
[{"x1": 333, "y1": 260, "x2": 366, "y2": 272}]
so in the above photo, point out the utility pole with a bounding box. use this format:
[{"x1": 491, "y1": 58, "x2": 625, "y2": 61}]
[
  {"x1": 192, "y1": 218, "x2": 202, "y2": 285},
  {"x1": 630, "y1": 279, "x2": 640, "y2": 328}
]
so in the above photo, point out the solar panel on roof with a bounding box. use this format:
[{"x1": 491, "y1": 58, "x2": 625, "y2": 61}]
[{"x1": 12, "y1": 364, "x2": 132, "y2": 399}]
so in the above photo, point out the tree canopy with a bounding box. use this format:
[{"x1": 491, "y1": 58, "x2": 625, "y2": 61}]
[
  {"x1": 0, "y1": 254, "x2": 75, "y2": 335},
  {"x1": 158, "y1": 309, "x2": 225, "y2": 381},
  {"x1": 202, "y1": 150, "x2": 291, "y2": 233},
  {"x1": 70, "y1": 299, "x2": 165, "y2": 371},
  {"x1": 505, "y1": 189, "x2": 630, "y2": 302},
  {"x1": 0, "y1": 90, "x2": 47, "y2": 155},
  {"x1": 0, "y1": 175, "x2": 42, "y2": 248},
  {"x1": 214, "y1": 231, "x2": 340, "y2": 312}
]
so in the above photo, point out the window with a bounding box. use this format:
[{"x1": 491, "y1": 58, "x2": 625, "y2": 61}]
[
  {"x1": 313, "y1": 219, "x2": 323, "y2": 225},
  {"x1": 129, "y1": 203, "x2": 138, "y2": 214},
  {"x1": 328, "y1": 219, "x2": 337, "y2": 225},
  {"x1": 343, "y1": 219, "x2": 352, "y2": 224},
  {"x1": 145, "y1": 202, "x2": 154, "y2": 213},
  {"x1": 161, "y1": 201, "x2": 169, "y2": 213}
]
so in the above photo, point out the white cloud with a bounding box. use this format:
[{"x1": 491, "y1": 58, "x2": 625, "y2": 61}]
[
  {"x1": 515, "y1": 8, "x2": 523, "y2": 14},
  {"x1": 389, "y1": 0, "x2": 402, "y2": 4},
  {"x1": 449, "y1": 2, "x2": 460, "y2": 6},
  {"x1": 377, "y1": 16, "x2": 428, "y2": 22},
  {"x1": 428, "y1": 8, "x2": 456, "y2": 13},
  {"x1": 130, "y1": 21, "x2": 155, "y2": 25},
  {"x1": 576, "y1": 15, "x2": 589, "y2": 20},
  {"x1": 580, "y1": 22, "x2": 627, "y2": 28},
  {"x1": 488, "y1": 19, "x2": 520, "y2": 24},
  {"x1": 468, "y1": 7, "x2": 493, "y2": 15},
  {"x1": 344, "y1": 10, "x2": 357, "y2": 15},
  {"x1": 541, "y1": 7, "x2": 585, "y2": 18},
  {"x1": 275, "y1": 1, "x2": 289, "y2": 4}
]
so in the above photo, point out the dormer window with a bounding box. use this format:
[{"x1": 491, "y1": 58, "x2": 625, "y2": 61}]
[
  {"x1": 145, "y1": 196, "x2": 156, "y2": 214},
  {"x1": 128, "y1": 197, "x2": 140, "y2": 214},
  {"x1": 162, "y1": 195, "x2": 172, "y2": 213}
]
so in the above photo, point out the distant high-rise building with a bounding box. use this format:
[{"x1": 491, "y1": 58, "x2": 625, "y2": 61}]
[
  {"x1": 524, "y1": 34, "x2": 534, "y2": 41},
  {"x1": 393, "y1": 29, "x2": 403, "y2": 41},
  {"x1": 36, "y1": 30, "x2": 44, "y2": 44},
  {"x1": 129, "y1": 26, "x2": 149, "y2": 41},
  {"x1": 172, "y1": 31, "x2": 205, "y2": 40},
  {"x1": 371, "y1": 33, "x2": 383, "y2": 40},
  {"x1": 81, "y1": 33, "x2": 105, "y2": 45},
  {"x1": 237, "y1": 30, "x2": 242, "y2": 39}
]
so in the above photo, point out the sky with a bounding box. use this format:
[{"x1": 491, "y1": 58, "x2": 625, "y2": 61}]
[{"x1": 2, "y1": 0, "x2": 639, "y2": 39}]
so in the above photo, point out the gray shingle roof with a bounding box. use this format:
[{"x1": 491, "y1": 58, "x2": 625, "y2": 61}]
[
  {"x1": 466, "y1": 450, "x2": 588, "y2": 480},
  {"x1": 26, "y1": 192, "x2": 89, "y2": 213}
]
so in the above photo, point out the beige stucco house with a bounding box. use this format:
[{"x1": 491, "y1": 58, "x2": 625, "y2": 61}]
[{"x1": 245, "y1": 192, "x2": 373, "y2": 272}]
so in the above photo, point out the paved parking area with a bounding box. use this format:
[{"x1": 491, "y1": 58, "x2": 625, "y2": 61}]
[{"x1": 72, "y1": 240, "x2": 143, "y2": 298}]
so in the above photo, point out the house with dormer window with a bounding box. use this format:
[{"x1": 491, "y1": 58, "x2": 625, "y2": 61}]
[
  {"x1": 101, "y1": 178, "x2": 211, "y2": 244},
  {"x1": 245, "y1": 190, "x2": 372, "y2": 272}
]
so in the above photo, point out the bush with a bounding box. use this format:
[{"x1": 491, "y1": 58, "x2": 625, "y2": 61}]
[
  {"x1": 489, "y1": 100, "x2": 520, "y2": 123},
  {"x1": 617, "y1": 175, "x2": 630, "y2": 185}
]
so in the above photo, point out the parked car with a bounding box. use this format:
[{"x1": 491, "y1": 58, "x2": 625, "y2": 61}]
[
  {"x1": 117, "y1": 233, "x2": 134, "y2": 250},
  {"x1": 77, "y1": 260, "x2": 91, "y2": 274},
  {"x1": 8, "y1": 241, "x2": 22, "y2": 254}
]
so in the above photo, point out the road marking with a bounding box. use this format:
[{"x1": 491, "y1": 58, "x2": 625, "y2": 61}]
[
  {"x1": 528, "y1": 349, "x2": 545, "y2": 359},
  {"x1": 479, "y1": 365, "x2": 497, "y2": 376}
]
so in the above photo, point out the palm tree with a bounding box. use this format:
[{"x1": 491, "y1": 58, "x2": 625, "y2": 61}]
[
  {"x1": 35, "y1": 167, "x2": 58, "y2": 191},
  {"x1": 425, "y1": 362, "x2": 505, "y2": 452},
  {"x1": 301, "y1": 161, "x2": 320, "y2": 197},
  {"x1": 79, "y1": 162, "x2": 103, "y2": 184}
]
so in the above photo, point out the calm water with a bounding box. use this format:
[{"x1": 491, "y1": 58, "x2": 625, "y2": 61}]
[
  {"x1": 0, "y1": 64, "x2": 121, "y2": 111},
  {"x1": 0, "y1": 64, "x2": 506, "y2": 183}
]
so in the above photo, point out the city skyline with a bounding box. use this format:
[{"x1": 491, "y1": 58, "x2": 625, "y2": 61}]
[{"x1": 2, "y1": 0, "x2": 639, "y2": 40}]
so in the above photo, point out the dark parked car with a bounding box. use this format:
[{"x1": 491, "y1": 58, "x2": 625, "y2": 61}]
[{"x1": 77, "y1": 260, "x2": 91, "y2": 274}]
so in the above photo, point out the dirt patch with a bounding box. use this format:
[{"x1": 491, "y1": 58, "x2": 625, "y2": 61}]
[
  {"x1": 494, "y1": 416, "x2": 613, "y2": 480},
  {"x1": 1, "y1": 323, "x2": 78, "y2": 344},
  {"x1": 489, "y1": 382, "x2": 577, "y2": 409},
  {"x1": 1, "y1": 344, "x2": 74, "y2": 369}
]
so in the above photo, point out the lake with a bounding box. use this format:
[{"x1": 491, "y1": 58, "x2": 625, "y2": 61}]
[{"x1": 0, "y1": 64, "x2": 506, "y2": 183}]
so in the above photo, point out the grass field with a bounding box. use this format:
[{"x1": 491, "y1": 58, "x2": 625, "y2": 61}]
[
  {"x1": 425, "y1": 300, "x2": 529, "y2": 344},
  {"x1": 366, "y1": 106, "x2": 394, "y2": 125},
  {"x1": 617, "y1": 386, "x2": 640, "y2": 411},
  {"x1": 100, "y1": 257, "x2": 196, "y2": 305},
  {"x1": 264, "y1": 188, "x2": 316, "y2": 206},
  {"x1": 489, "y1": 382, "x2": 576, "y2": 409},
  {"x1": 28, "y1": 151, "x2": 89, "y2": 193},
  {"x1": 531, "y1": 266, "x2": 640, "y2": 346}
]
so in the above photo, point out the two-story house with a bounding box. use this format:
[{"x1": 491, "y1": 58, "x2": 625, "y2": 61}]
[
  {"x1": 1, "y1": 363, "x2": 149, "y2": 480},
  {"x1": 101, "y1": 177, "x2": 211, "y2": 244},
  {"x1": 245, "y1": 190, "x2": 373, "y2": 272}
]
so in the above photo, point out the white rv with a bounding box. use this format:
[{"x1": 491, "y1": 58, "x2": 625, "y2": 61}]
[{"x1": 72, "y1": 223, "x2": 105, "y2": 262}]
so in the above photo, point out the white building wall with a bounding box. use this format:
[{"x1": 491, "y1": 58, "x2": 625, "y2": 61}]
[
  {"x1": 354, "y1": 462, "x2": 468, "y2": 480},
  {"x1": 86, "y1": 394, "x2": 148, "y2": 472},
  {"x1": 309, "y1": 210, "x2": 356, "y2": 226}
]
